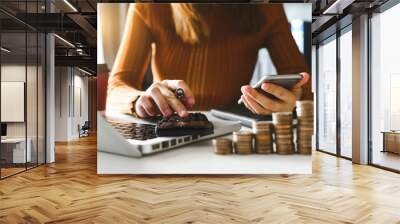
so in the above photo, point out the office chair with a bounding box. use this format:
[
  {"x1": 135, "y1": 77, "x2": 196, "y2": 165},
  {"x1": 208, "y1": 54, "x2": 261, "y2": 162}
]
[{"x1": 79, "y1": 121, "x2": 90, "y2": 138}]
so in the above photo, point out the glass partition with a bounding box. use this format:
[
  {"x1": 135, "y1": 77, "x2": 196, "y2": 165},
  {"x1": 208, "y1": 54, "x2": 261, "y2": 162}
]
[
  {"x1": 317, "y1": 36, "x2": 337, "y2": 155},
  {"x1": 1, "y1": 31, "x2": 28, "y2": 177},
  {"x1": 339, "y1": 28, "x2": 352, "y2": 158},
  {"x1": 370, "y1": 3, "x2": 400, "y2": 171},
  {"x1": 0, "y1": 1, "x2": 46, "y2": 179},
  {"x1": 38, "y1": 32, "x2": 45, "y2": 165},
  {"x1": 27, "y1": 31, "x2": 38, "y2": 169}
]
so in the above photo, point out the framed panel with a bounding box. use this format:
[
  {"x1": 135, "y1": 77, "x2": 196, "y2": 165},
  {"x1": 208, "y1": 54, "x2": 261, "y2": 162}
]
[
  {"x1": 369, "y1": 2, "x2": 400, "y2": 172},
  {"x1": 316, "y1": 35, "x2": 337, "y2": 155},
  {"x1": 339, "y1": 26, "x2": 353, "y2": 159}
]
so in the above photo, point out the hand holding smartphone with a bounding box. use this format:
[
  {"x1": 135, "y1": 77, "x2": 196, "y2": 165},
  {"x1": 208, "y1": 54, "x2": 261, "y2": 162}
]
[{"x1": 238, "y1": 74, "x2": 303, "y2": 104}]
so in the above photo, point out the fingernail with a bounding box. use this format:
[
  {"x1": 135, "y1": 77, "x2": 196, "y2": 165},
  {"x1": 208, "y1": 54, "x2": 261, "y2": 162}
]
[
  {"x1": 244, "y1": 86, "x2": 252, "y2": 92},
  {"x1": 189, "y1": 98, "x2": 195, "y2": 105},
  {"x1": 165, "y1": 109, "x2": 172, "y2": 116},
  {"x1": 180, "y1": 110, "x2": 188, "y2": 117},
  {"x1": 262, "y1": 83, "x2": 270, "y2": 90}
]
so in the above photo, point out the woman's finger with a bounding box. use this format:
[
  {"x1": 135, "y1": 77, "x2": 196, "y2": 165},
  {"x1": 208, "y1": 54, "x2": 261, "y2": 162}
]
[
  {"x1": 261, "y1": 83, "x2": 296, "y2": 103},
  {"x1": 293, "y1": 72, "x2": 310, "y2": 88},
  {"x1": 136, "y1": 104, "x2": 149, "y2": 118},
  {"x1": 149, "y1": 87, "x2": 173, "y2": 116},
  {"x1": 241, "y1": 85, "x2": 284, "y2": 111},
  {"x1": 162, "y1": 80, "x2": 195, "y2": 106},
  {"x1": 241, "y1": 95, "x2": 256, "y2": 114},
  {"x1": 290, "y1": 72, "x2": 309, "y2": 100},
  {"x1": 243, "y1": 93, "x2": 272, "y2": 115},
  {"x1": 159, "y1": 85, "x2": 189, "y2": 117},
  {"x1": 292, "y1": 86, "x2": 303, "y2": 100},
  {"x1": 140, "y1": 95, "x2": 157, "y2": 116}
]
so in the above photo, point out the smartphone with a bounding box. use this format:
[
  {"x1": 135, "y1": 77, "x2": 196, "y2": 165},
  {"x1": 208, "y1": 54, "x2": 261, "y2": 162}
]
[{"x1": 238, "y1": 74, "x2": 303, "y2": 104}]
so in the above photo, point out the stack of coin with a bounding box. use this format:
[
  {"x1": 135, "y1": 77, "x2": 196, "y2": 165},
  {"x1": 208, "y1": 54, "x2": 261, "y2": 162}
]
[
  {"x1": 272, "y1": 112, "x2": 295, "y2": 154},
  {"x1": 296, "y1": 101, "x2": 314, "y2": 155},
  {"x1": 212, "y1": 138, "x2": 233, "y2": 155},
  {"x1": 253, "y1": 121, "x2": 273, "y2": 154},
  {"x1": 233, "y1": 131, "x2": 253, "y2": 154}
]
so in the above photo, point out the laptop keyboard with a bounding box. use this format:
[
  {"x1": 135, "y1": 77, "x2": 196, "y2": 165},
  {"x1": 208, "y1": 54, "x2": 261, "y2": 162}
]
[{"x1": 108, "y1": 121, "x2": 157, "y2": 140}]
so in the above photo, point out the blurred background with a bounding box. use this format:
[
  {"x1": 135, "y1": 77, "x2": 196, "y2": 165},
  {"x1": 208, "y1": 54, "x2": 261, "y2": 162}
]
[
  {"x1": 97, "y1": 3, "x2": 312, "y2": 88},
  {"x1": 1, "y1": 0, "x2": 399, "y2": 178}
]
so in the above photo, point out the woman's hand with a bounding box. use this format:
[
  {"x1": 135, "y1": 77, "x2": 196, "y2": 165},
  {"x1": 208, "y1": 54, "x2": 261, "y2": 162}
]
[
  {"x1": 240, "y1": 73, "x2": 310, "y2": 115},
  {"x1": 135, "y1": 80, "x2": 195, "y2": 118}
]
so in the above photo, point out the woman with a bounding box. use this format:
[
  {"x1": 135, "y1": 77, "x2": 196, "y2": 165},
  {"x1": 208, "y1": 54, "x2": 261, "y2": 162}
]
[{"x1": 107, "y1": 3, "x2": 311, "y2": 118}]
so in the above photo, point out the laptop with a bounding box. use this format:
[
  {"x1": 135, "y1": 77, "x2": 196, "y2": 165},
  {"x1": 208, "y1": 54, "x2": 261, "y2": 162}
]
[
  {"x1": 211, "y1": 104, "x2": 298, "y2": 127},
  {"x1": 211, "y1": 104, "x2": 272, "y2": 127},
  {"x1": 98, "y1": 111, "x2": 241, "y2": 157}
]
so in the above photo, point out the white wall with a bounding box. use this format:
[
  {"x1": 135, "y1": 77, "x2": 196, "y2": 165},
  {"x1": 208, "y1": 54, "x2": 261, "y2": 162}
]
[
  {"x1": 54, "y1": 67, "x2": 89, "y2": 141},
  {"x1": 46, "y1": 33, "x2": 55, "y2": 163},
  {"x1": 55, "y1": 67, "x2": 70, "y2": 141},
  {"x1": 71, "y1": 73, "x2": 89, "y2": 138},
  {"x1": 1, "y1": 65, "x2": 38, "y2": 138},
  {"x1": 1, "y1": 63, "x2": 46, "y2": 164}
]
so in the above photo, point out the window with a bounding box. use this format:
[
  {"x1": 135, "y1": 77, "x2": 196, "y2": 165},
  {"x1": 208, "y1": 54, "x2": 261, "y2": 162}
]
[
  {"x1": 339, "y1": 28, "x2": 352, "y2": 158},
  {"x1": 317, "y1": 36, "x2": 337, "y2": 154},
  {"x1": 0, "y1": 1, "x2": 47, "y2": 179},
  {"x1": 370, "y1": 2, "x2": 400, "y2": 171}
]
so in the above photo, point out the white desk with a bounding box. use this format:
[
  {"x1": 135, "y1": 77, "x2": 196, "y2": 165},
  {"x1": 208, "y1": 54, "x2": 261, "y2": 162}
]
[
  {"x1": 98, "y1": 135, "x2": 311, "y2": 175},
  {"x1": 1, "y1": 138, "x2": 31, "y2": 163}
]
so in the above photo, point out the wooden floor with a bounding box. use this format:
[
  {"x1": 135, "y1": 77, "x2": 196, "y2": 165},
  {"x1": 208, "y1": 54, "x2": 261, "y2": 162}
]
[
  {"x1": 1, "y1": 135, "x2": 400, "y2": 224},
  {"x1": 372, "y1": 150, "x2": 400, "y2": 171},
  {"x1": 1, "y1": 167, "x2": 26, "y2": 178}
]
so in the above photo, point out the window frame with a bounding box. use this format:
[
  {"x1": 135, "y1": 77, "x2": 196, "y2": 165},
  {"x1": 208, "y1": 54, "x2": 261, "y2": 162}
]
[
  {"x1": 367, "y1": 0, "x2": 400, "y2": 173},
  {"x1": 315, "y1": 17, "x2": 353, "y2": 160},
  {"x1": 0, "y1": 0, "x2": 48, "y2": 180}
]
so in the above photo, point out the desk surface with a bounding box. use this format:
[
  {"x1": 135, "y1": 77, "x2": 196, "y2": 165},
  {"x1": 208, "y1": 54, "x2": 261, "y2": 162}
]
[
  {"x1": 1, "y1": 138, "x2": 27, "y2": 143},
  {"x1": 381, "y1": 131, "x2": 400, "y2": 134},
  {"x1": 98, "y1": 136, "x2": 312, "y2": 175}
]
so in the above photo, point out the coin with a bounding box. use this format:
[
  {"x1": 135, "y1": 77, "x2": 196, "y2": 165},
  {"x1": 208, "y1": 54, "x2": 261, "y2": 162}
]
[
  {"x1": 296, "y1": 102, "x2": 314, "y2": 114},
  {"x1": 297, "y1": 143, "x2": 311, "y2": 148},
  {"x1": 233, "y1": 131, "x2": 253, "y2": 154},
  {"x1": 255, "y1": 136, "x2": 273, "y2": 154},
  {"x1": 296, "y1": 111, "x2": 314, "y2": 117},
  {"x1": 272, "y1": 112, "x2": 293, "y2": 125},
  {"x1": 275, "y1": 129, "x2": 293, "y2": 135},
  {"x1": 297, "y1": 133, "x2": 312, "y2": 139},
  {"x1": 298, "y1": 120, "x2": 314, "y2": 127},
  {"x1": 212, "y1": 138, "x2": 233, "y2": 155},
  {"x1": 272, "y1": 112, "x2": 293, "y2": 120},
  {"x1": 295, "y1": 100, "x2": 314, "y2": 154},
  {"x1": 274, "y1": 124, "x2": 292, "y2": 130},
  {"x1": 255, "y1": 134, "x2": 272, "y2": 141},
  {"x1": 252, "y1": 121, "x2": 273, "y2": 132},
  {"x1": 297, "y1": 127, "x2": 314, "y2": 132},
  {"x1": 276, "y1": 146, "x2": 295, "y2": 154},
  {"x1": 272, "y1": 112, "x2": 294, "y2": 154},
  {"x1": 297, "y1": 146, "x2": 312, "y2": 155},
  {"x1": 296, "y1": 100, "x2": 313, "y2": 106},
  {"x1": 276, "y1": 133, "x2": 293, "y2": 138},
  {"x1": 256, "y1": 147, "x2": 273, "y2": 154}
]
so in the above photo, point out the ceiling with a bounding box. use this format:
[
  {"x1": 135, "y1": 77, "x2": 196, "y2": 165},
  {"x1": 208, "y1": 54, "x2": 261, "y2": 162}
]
[
  {"x1": 1, "y1": 0, "x2": 393, "y2": 74},
  {"x1": 0, "y1": 0, "x2": 97, "y2": 74},
  {"x1": 310, "y1": 0, "x2": 390, "y2": 40}
]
